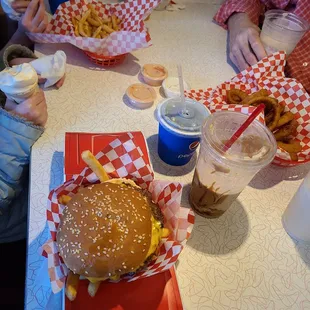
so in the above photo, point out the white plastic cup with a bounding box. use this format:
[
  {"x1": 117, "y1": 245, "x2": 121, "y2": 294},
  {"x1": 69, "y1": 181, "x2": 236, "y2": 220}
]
[
  {"x1": 162, "y1": 77, "x2": 190, "y2": 98},
  {"x1": 282, "y1": 171, "x2": 310, "y2": 244},
  {"x1": 260, "y1": 10, "x2": 309, "y2": 55}
]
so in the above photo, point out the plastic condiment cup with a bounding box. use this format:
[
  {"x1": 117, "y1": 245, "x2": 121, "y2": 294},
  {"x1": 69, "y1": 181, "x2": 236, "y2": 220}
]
[
  {"x1": 126, "y1": 83, "x2": 156, "y2": 109},
  {"x1": 162, "y1": 77, "x2": 190, "y2": 98},
  {"x1": 141, "y1": 64, "x2": 168, "y2": 87}
]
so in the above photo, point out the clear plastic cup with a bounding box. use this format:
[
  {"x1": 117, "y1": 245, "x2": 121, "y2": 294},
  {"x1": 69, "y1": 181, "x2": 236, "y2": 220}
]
[
  {"x1": 260, "y1": 10, "x2": 309, "y2": 55},
  {"x1": 189, "y1": 111, "x2": 277, "y2": 218},
  {"x1": 282, "y1": 171, "x2": 310, "y2": 244}
]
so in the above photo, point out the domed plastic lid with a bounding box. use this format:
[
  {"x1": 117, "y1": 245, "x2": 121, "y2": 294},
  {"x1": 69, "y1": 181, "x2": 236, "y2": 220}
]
[{"x1": 158, "y1": 98, "x2": 210, "y2": 136}]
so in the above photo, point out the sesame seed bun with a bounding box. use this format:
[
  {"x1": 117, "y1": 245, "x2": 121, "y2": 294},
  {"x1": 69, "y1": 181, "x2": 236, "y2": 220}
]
[{"x1": 57, "y1": 179, "x2": 163, "y2": 279}]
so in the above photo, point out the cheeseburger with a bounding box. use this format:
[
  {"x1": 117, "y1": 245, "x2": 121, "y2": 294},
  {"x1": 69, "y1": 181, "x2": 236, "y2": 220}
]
[{"x1": 57, "y1": 178, "x2": 169, "y2": 298}]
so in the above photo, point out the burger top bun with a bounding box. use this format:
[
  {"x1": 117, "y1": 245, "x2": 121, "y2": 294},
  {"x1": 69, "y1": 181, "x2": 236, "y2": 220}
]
[{"x1": 57, "y1": 178, "x2": 163, "y2": 280}]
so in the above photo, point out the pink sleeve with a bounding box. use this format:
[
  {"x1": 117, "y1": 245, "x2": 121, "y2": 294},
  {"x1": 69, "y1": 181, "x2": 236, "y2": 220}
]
[{"x1": 213, "y1": 0, "x2": 265, "y2": 29}]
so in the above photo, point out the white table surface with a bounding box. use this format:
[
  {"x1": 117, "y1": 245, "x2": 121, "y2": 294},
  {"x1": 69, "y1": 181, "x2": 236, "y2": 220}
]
[{"x1": 26, "y1": 4, "x2": 310, "y2": 310}]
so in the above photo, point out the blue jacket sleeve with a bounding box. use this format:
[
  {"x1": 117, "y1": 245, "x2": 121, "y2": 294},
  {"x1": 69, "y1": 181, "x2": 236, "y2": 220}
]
[{"x1": 0, "y1": 109, "x2": 44, "y2": 210}]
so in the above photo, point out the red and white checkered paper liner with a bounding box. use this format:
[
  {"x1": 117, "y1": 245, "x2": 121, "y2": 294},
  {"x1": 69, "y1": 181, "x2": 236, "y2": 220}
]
[
  {"x1": 27, "y1": 0, "x2": 160, "y2": 56},
  {"x1": 42, "y1": 132, "x2": 195, "y2": 293},
  {"x1": 185, "y1": 52, "x2": 310, "y2": 167}
]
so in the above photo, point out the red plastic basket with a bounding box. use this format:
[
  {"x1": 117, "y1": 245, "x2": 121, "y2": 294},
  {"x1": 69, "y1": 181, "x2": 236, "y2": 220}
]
[{"x1": 84, "y1": 51, "x2": 127, "y2": 67}]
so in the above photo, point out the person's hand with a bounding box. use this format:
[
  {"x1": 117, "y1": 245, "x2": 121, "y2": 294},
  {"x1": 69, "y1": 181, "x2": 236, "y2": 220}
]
[
  {"x1": 19, "y1": 0, "x2": 48, "y2": 33},
  {"x1": 5, "y1": 89, "x2": 48, "y2": 127},
  {"x1": 9, "y1": 58, "x2": 66, "y2": 89},
  {"x1": 227, "y1": 13, "x2": 267, "y2": 71},
  {"x1": 11, "y1": 0, "x2": 30, "y2": 14}
]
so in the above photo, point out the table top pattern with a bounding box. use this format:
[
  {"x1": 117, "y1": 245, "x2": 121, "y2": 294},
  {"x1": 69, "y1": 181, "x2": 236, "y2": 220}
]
[{"x1": 26, "y1": 4, "x2": 310, "y2": 309}]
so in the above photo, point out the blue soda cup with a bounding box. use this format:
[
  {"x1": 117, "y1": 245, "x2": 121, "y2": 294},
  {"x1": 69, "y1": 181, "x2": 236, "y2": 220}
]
[{"x1": 157, "y1": 98, "x2": 210, "y2": 166}]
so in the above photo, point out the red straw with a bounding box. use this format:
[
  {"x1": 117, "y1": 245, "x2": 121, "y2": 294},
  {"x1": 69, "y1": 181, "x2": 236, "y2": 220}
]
[{"x1": 223, "y1": 104, "x2": 265, "y2": 152}]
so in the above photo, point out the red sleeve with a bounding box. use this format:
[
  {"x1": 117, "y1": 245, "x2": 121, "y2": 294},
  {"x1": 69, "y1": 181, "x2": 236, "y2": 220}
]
[{"x1": 213, "y1": 0, "x2": 265, "y2": 29}]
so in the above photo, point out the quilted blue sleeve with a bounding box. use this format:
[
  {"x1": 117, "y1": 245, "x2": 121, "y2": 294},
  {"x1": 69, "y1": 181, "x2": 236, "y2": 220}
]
[{"x1": 0, "y1": 109, "x2": 44, "y2": 209}]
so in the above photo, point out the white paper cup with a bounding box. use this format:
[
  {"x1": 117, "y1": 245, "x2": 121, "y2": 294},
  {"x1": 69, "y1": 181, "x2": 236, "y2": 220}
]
[
  {"x1": 6, "y1": 84, "x2": 39, "y2": 104},
  {"x1": 282, "y1": 172, "x2": 310, "y2": 244}
]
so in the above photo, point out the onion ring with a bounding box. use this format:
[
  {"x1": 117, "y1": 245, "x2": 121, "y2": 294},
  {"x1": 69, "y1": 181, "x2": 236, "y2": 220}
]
[
  {"x1": 226, "y1": 89, "x2": 247, "y2": 105},
  {"x1": 241, "y1": 89, "x2": 269, "y2": 105},
  {"x1": 273, "y1": 119, "x2": 298, "y2": 141},
  {"x1": 244, "y1": 96, "x2": 281, "y2": 131},
  {"x1": 276, "y1": 112, "x2": 295, "y2": 128}
]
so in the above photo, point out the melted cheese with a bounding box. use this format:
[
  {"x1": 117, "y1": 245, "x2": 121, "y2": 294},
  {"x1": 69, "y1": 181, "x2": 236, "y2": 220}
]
[{"x1": 146, "y1": 216, "x2": 163, "y2": 258}]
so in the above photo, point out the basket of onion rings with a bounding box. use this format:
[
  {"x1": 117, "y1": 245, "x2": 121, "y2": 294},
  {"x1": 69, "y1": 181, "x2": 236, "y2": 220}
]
[{"x1": 185, "y1": 52, "x2": 310, "y2": 167}]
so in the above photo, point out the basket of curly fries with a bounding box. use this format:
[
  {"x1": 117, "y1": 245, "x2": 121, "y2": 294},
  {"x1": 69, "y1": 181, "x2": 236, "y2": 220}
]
[
  {"x1": 185, "y1": 52, "x2": 310, "y2": 167},
  {"x1": 27, "y1": 0, "x2": 159, "y2": 66}
]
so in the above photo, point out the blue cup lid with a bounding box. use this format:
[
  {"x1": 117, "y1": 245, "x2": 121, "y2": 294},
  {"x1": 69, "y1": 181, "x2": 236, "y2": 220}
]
[{"x1": 158, "y1": 98, "x2": 210, "y2": 136}]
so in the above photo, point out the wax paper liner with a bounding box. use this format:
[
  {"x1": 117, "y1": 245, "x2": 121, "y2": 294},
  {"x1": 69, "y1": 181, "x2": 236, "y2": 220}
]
[
  {"x1": 42, "y1": 132, "x2": 195, "y2": 293},
  {"x1": 185, "y1": 52, "x2": 310, "y2": 167},
  {"x1": 27, "y1": 0, "x2": 160, "y2": 56}
]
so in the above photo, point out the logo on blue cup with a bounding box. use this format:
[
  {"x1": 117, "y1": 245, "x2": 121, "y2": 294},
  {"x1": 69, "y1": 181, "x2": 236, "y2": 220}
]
[{"x1": 189, "y1": 141, "x2": 200, "y2": 151}]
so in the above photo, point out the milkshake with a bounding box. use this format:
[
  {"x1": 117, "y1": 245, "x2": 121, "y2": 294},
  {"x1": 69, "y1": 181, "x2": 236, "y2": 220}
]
[{"x1": 189, "y1": 111, "x2": 277, "y2": 218}]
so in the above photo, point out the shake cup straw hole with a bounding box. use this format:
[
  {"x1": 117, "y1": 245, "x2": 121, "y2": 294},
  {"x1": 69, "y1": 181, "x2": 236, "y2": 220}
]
[{"x1": 222, "y1": 104, "x2": 265, "y2": 152}]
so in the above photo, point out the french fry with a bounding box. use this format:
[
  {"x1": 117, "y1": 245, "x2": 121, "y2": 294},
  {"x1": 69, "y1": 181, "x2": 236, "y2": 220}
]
[
  {"x1": 92, "y1": 26, "x2": 102, "y2": 38},
  {"x1": 88, "y1": 16, "x2": 101, "y2": 27},
  {"x1": 88, "y1": 282, "x2": 101, "y2": 297},
  {"x1": 80, "y1": 9, "x2": 91, "y2": 24},
  {"x1": 112, "y1": 14, "x2": 118, "y2": 30},
  {"x1": 101, "y1": 31, "x2": 108, "y2": 38},
  {"x1": 81, "y1": 150, "x2": 109, "y2": 182},
  {"x1": 84, "y1": 24, "x2": 92, "y2": 37},
  {"x1": 103, "y1": 24, "x2": 115, "y2": 34},
  {"x1": 117, "y1": 17, "x2": 121, "y2": 24},
  {"x1": 59, "y1": 195, "x2": 72, "y2": 205},
  {"x1": 102, "y1": 17, "x2": 111, "y2": 24},
  {"x1": 72, "y1": 17, "x2": 80, "y2": 36},
  {"x1": 78, "y1": 21, "x2": 88, "y2": 37},
  {"x1": 66, "y1": 271, "x2": 80, "y2": 301}
]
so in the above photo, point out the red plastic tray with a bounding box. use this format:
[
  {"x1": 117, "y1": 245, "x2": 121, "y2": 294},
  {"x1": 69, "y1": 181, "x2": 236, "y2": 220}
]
[{"x1": 64, "y1": 131, "x2": 183, "y2": 310}]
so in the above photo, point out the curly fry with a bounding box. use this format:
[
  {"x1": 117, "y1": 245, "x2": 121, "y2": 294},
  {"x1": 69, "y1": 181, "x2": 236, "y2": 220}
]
[
  {"x1": 279, "y1": 104, "x2": 285, "y2": 115},
  {"x1": 242, "y1": 96, "x2": 280, "y2": 131},
  {"x1": 226, "y1": 89, "x2": 247, "y2": 105},
  {"x1": 289, "y1": 153, "x2": 298, "y2": 161},
  {"x1": 276, "y1": 112, "x2": 295, "y2": 128},
  {"x1": 273, "y1": 119, "x2": 298, "y2": 141},
  {"x1": 265, "y1": 111, "x2": 274, "y2": 126},
  {"x1": 241, "y1": 89, "x2": 269, "y2": 105},
  {"x1": 277, "y1": 140, "x2": 302, "y2": 153}
]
